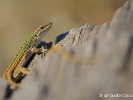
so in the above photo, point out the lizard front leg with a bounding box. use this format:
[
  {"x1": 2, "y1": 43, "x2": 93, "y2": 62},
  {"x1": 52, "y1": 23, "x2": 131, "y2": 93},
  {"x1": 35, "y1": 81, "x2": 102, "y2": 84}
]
[
  {"x1": 31, "y1": 41, "x2": 52, "y2": 56},
  {"x1": 31, "y1": 46, "x2": 48, "y2": 54},
  {"x1": 31, "y1": 41, "x2": 52, "y2": 53}
]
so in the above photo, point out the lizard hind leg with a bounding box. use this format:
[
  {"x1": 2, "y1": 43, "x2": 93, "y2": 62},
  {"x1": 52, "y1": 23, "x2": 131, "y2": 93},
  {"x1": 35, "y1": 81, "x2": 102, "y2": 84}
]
[
  {"x1": 7, "y1": 72, "x2": 21, "y2": 89},
  {"x1": 19, "y1": 66, "x2": 36, "y2": 75}
]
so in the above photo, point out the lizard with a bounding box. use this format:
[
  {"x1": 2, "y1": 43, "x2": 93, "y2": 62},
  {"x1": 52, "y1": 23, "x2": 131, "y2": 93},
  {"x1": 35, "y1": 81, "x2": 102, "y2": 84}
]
[{"x1": 2, "y1": 22, "x2": 52, "y2": 89}]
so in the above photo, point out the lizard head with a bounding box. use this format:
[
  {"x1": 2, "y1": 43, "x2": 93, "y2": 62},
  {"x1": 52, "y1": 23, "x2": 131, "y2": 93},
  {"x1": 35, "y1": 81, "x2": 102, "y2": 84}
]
[{"x1": 34, "y1": 22, "x2": 52, "y2": 40}]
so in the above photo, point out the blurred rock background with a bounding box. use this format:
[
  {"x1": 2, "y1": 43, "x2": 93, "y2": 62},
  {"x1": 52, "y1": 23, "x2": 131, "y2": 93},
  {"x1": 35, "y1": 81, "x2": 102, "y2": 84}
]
[{"x1": 0, "y1": 0, "x2": 127, "y2": 75}]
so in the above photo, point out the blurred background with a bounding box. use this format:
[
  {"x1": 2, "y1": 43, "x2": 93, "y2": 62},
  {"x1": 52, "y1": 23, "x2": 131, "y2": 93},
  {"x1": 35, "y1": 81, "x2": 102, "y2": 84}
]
[{"x1": 0, "y1": 0, "x2": 127, "y2": 76}]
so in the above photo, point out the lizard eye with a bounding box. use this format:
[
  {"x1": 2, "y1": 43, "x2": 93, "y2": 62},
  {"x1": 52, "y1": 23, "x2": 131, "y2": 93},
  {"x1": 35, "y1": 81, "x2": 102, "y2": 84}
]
[{"x1": 40, "y1": 26, "x2": 44, "y2": 30}]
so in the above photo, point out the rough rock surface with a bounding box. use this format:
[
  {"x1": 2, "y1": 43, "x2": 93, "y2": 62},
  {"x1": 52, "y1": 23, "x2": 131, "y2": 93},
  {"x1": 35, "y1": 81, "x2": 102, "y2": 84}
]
[{"x1": 1, "y1": 0, "x2": 133, "y2": 100}]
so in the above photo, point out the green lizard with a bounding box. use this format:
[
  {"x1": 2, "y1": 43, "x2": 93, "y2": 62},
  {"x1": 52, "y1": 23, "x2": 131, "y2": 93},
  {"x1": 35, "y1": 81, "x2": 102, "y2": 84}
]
[{"x1": 2, "y1": 22, "x2": 52, "y2": 89}]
